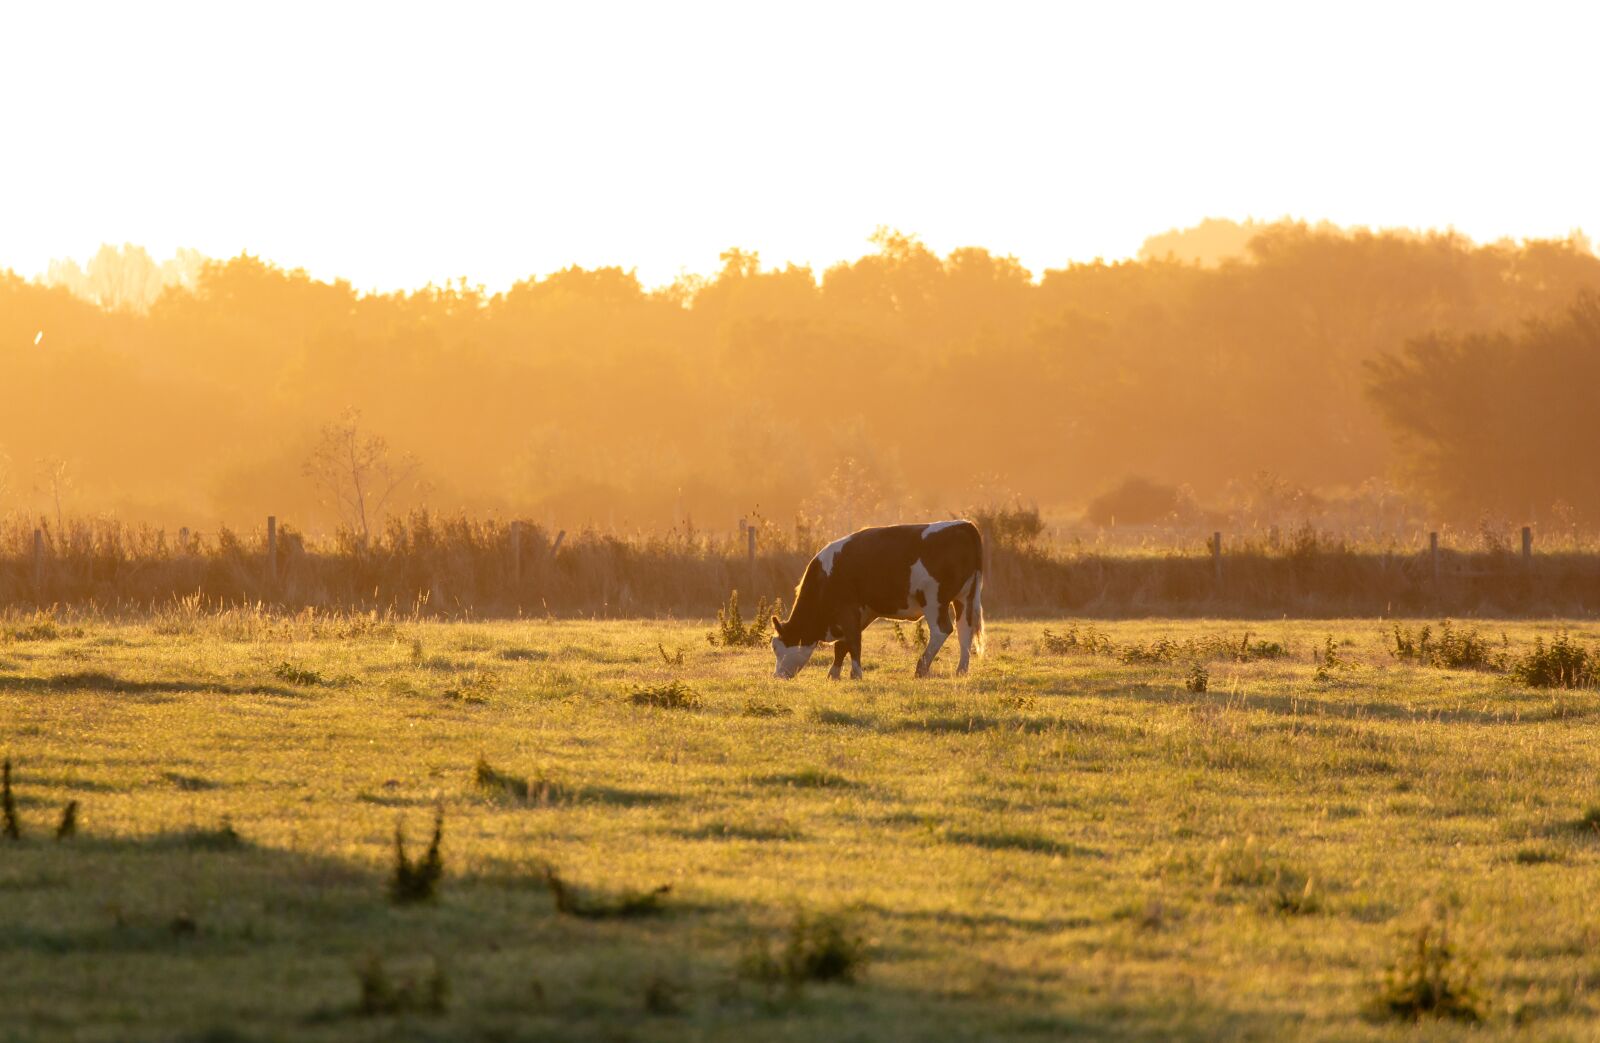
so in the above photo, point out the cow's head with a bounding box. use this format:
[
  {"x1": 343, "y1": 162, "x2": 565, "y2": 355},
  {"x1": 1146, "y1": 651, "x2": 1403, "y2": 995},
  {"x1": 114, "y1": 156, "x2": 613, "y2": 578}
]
[{"x1": 771, "y1": 615, "x2": 815, "y2": 679}]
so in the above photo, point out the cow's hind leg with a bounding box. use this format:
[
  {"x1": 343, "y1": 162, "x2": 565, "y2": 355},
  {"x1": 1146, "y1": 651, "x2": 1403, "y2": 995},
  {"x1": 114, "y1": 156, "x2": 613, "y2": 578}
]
[
  {"x1": 954, "y1": 576, "x2": 978, "y2": 675},
  {"x1": 916, "y1": 601, "x2": 952, "y2": 677},
  {"x1": 827, "y1": 642, "x2": 848, "y2": 681},
  {"x1": 848, "y1": 633, "x2": 864, "y2": 680}
]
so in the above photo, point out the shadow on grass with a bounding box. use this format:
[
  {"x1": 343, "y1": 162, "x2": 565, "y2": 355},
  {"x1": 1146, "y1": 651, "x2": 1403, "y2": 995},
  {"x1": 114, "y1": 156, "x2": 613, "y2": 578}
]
[
  {"x1": 942, "y1": 829, "x2": 1104, "y2": 859},
  {"x1": 0, "y1": 671, "x2": 302, "y2": 701}
]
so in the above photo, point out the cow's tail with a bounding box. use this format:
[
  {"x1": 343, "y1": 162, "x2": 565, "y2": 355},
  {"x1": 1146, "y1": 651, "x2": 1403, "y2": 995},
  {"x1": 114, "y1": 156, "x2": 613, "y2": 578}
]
[
  {"x1": 966, "y1": 521, "x2": 986, "y2": 658},
  {"x1": 969, "y1": 568, "x2": 986, "y2": 658}
]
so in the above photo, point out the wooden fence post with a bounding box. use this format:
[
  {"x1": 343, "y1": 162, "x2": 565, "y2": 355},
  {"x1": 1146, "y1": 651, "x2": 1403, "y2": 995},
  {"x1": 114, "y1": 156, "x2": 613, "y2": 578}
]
[
  {"x1": 1522, "y1": 525, "x2": 1532, "y2": 568},
  {"x1": 266, "y1": 516, "x2": 277, "y2": 583},
  {"x1": 551, "y1": 530, "x2": 566, "y2": 558},
  {"x1": 179, "y1": 527, "x2": 190, "y2": 555},
  {"x1": 1429, "y1": 531, "x2": 1439, "y2": 584},
  {"x1": 510, "y1": 521, "x2": 523, "y2": 584},
  {"x1": 33, "y1": 528, "x2": 44, "y2": 598},
  {"x1": 1212, "y1": 531, "x2": 1223, "y2": 588}
]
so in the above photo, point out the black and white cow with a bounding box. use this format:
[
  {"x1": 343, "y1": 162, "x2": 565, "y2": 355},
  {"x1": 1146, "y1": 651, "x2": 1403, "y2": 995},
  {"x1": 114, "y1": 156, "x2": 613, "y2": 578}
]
[{"x1": 771, "y1": 520, "x2": 985, "y2": 679}]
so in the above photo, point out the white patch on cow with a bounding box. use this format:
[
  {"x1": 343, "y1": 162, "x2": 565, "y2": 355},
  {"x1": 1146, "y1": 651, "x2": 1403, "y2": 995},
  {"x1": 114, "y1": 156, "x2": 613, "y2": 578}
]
[
  {"x1": 922, "y1": 520, "x2": 965, "y2": 538},
  {"x1": 816, "y1": 535, "x2": 850, "y2": 575},
  {"x1": 899, "y1": 559, "x2": 939, "y2": 620},
  {"x1": 772, "y1": 635, "x2": 816, "y2": 679}
]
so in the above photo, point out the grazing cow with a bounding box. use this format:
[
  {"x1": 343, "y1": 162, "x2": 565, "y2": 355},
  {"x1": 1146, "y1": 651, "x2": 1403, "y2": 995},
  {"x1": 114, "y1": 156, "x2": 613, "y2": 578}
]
[{"x1": 771, "y1": 520, "x2": 985, "y2": 679}]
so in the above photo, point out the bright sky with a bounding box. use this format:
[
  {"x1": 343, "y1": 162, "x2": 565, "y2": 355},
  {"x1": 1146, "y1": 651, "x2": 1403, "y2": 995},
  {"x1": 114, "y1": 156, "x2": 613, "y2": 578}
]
[{"x1": 1, "y1": 0, "x2": 1596, "y2": 292}]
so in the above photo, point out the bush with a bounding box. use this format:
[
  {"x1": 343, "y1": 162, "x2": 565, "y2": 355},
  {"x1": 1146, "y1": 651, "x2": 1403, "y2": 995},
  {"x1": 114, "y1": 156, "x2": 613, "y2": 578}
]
[{"x1": 1085, "y1": 477, "x2": 1189, "y2": 527}]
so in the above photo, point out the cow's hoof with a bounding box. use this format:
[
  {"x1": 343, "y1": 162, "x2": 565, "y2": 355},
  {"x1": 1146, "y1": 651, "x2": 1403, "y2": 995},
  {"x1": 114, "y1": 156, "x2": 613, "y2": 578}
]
[{"x1": 914, "y1": 664, "x2": 930, "y2": 679}]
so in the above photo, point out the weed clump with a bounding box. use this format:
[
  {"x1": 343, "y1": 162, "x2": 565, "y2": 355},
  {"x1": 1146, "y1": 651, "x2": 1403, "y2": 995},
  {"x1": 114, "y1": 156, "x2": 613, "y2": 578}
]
[
  {"x1": 357, "y1": 955, "x2": 449, "y2": 1016},
  {"x1": 1368, "y1": 910, "x2": 1485, "y2": 1023},
  {"x1": 272, "y1": 662, "x2": 328, "y2": 686},
  {"x1": 1041, "y1": 624, "x2": 1114, "y2": 656},
  {"x1": 2, "y1": 759, "x2": 18, "y2": 840},
  {"x1": 740, "y1": 909, "x2": 869, "y2": 988},
  {"x1": 473, "y1": 755, "x2": 569, "y2": 804},
  {"x1": 657, "y1": 643, "x2": 685, "y2": 667},
  {"x1": 389, "y1": 808, "x2": 444, "y2": 905},
  {"x1": 544, "y1": 866, "x2": 669, "y2": 919},
  {"x1": 1185, "y1": 664, "x2": 1209, "y2": 693},
  {"x1": 742, "y1": 698, "x2": 793, "y2": 718},
  {"x1": 1509, "y1": 631, "x2": 1599, "y2": 689},
  {"x1": 708, "y1": 590, "x2": 780, "y2": 648},
  {"x1": 628, "y1": 681, "x2": 702, "y2": 710},
  {"x1": 55, "y1": 800, "x2": 78, "y2": 840},
  {"x1": 1389, "y1": 621, "x2": 1501, "y2": 671}
]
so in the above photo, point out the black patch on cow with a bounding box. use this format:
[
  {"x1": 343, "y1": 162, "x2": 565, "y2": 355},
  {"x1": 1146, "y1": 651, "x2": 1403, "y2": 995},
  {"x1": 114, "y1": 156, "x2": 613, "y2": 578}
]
[{"x1": 775, "y1": 522, "x2": 983, "y2": 649}]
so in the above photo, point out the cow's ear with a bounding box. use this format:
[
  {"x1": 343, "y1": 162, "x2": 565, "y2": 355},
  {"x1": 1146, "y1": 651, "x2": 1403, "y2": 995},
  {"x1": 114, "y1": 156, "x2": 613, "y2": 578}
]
[{"x1": 771, "y1": 614, "x2": 782, "y2": 634}]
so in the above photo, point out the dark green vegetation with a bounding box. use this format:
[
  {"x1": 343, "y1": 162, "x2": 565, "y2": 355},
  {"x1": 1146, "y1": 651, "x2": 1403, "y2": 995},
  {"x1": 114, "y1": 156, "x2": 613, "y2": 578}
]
[{"x1": 3, "y1": 615, "x2": 1600, "y2": 1041}]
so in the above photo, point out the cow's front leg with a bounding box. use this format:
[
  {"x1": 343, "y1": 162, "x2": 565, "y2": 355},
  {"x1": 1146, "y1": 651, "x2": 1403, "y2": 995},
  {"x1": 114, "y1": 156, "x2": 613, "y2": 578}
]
[
  {"x1": 916, "y1": 602, "x2": 952, "y2": 677},
  {"x1": 828, "y1": 642, "x2": 847, "y2": 680}
]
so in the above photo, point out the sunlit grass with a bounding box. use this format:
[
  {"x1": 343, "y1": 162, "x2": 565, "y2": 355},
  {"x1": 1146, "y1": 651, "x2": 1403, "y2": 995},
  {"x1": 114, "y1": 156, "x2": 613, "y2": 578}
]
[{"x1": 2, "y1": 617, "x2": 1599, "y2": 1039}]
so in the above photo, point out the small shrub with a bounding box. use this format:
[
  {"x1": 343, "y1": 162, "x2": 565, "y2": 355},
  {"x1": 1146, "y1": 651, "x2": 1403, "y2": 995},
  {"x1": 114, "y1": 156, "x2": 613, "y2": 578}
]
[
  {"x1": 1368, "y1": 911, "x2": 1485, "y2": 1023},
  {"x1": 657, "y1": 643, "x2": 685, "y2": 667},
  {"x1": 708, "y1": 590, "x2": 780, "y2": 648},
  {"x1": 389, "y1": 809, "x2": 444, "y2": 905},
  {"x1": 357, "y1": 955, "x2": 449, "y2": 1016},
  {"x1": 55, "y1": 800, "x2": 78, "y2": 840},
  {"x1": 740, "y1": 909, "x2": 869, "y2": 988},
  {"x1": 544, "y1": 866, "x2": 669, "y2": 919},
  {"x1": 1510, "y1": 631, "x2": 1599, "y2": 689},
  {"x1": 1185, "y1": 664, "x2": 1208, "y2": 693},
  {"x1": 628, "y1": 681, "x2": 702, "y2": 710},
  {"x1": 1, "y1": 759, "x2": 18, "y2": 841}
]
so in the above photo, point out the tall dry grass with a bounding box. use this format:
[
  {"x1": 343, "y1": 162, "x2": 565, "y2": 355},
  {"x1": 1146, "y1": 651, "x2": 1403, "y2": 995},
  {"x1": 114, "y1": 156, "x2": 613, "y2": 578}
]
[{"x1": 1, "y1": 511, "x2": 1597, "y2": 618}]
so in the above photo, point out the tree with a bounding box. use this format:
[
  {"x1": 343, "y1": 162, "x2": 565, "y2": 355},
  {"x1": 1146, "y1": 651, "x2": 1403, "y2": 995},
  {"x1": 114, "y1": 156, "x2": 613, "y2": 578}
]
[{"x1": 303, "y1": 409, "x2": 419, "y2": 542}]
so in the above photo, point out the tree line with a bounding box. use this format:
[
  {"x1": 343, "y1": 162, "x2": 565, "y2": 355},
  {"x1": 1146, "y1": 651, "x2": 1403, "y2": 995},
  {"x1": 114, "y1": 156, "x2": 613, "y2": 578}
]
[{"x1": 2, "y1": 222, "x2": 1598, "y2": 532}]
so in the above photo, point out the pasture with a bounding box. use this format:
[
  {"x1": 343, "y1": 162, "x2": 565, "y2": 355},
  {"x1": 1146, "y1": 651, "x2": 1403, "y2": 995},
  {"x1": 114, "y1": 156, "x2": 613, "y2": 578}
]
[{"x1": 2, "y1": 613, "x2": 1598, "y2": 1041}]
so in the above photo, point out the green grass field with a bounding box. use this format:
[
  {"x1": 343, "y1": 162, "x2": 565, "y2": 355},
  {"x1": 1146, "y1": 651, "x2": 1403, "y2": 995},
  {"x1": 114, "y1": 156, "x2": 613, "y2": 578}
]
[{"x1": 3, "y1": 613, "x2": 1599, "y2": 1042}]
